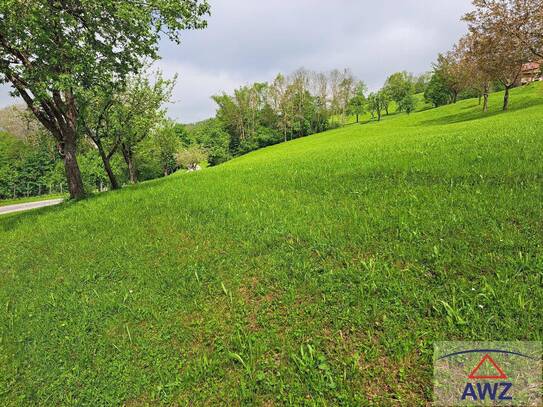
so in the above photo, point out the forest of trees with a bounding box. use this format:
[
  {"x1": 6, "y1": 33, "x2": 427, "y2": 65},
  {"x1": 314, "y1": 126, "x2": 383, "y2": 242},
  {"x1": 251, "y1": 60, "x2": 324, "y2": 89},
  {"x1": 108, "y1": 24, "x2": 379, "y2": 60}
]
[{"x1": 0, "y1": 0, "x2": 541, "y2": 200}]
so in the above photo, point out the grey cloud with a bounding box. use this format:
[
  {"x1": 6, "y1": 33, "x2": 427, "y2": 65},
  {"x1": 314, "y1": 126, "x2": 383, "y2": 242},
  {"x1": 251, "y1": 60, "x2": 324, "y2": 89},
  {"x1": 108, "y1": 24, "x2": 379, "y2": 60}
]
[{"x1": 0, "y1": 0, "x2": 473, "y2": 123}]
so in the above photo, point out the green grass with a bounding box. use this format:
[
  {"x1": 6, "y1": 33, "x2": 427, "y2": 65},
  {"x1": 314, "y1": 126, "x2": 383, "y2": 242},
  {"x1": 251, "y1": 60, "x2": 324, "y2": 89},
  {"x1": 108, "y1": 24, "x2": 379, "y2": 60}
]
[
  {"x1": 0, "y1": 193, "x2": 66, "y2": 208},
  {"x1": 1, "y1": 83, "x2": 542, "y2": 405}
]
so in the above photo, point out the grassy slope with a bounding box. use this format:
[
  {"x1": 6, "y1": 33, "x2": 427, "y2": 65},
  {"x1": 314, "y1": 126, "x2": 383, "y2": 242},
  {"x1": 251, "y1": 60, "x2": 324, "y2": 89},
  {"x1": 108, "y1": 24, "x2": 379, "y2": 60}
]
[{"x1": 1, "y1": 84, "x2": 542, "y2": 405}]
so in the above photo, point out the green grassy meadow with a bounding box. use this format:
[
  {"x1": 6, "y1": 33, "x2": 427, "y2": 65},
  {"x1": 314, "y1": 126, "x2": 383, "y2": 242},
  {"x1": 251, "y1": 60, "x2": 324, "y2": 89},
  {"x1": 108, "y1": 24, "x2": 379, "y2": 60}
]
[{"x1": 1, "y1": 83, "x2": 542, "y2": 405}]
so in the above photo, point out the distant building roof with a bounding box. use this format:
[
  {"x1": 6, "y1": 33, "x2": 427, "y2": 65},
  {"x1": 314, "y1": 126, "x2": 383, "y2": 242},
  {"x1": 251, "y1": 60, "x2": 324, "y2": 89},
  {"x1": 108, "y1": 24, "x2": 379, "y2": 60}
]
[{"x1": 522, "y1": 62, "x2": 541, "y2": 71}]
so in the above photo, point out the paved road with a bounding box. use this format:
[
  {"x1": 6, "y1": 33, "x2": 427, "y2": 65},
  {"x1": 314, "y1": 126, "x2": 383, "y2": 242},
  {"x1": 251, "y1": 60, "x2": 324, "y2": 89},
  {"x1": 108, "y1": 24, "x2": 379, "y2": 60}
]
[{"x1": 0, "y1": 198, "x2": 64, "y2": 215}]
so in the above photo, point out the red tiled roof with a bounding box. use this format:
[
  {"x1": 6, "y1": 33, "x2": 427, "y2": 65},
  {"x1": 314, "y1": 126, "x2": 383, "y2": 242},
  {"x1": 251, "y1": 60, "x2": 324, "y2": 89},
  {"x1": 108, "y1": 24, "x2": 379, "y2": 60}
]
[{"x1": 522, "y1": 62, "x2": 541, "y2": 71}]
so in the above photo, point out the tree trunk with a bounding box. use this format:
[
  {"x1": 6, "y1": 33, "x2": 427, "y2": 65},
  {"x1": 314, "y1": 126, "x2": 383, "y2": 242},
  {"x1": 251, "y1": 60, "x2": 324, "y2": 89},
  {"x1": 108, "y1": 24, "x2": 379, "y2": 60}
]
[
  {"x1": 452, "y1": 91, "x2": 458, "y2": 104},
  {"x1": 61, "y1": 128, "x2": 86, "y2": 200},
  {"x1": 377, "y1": 110, "x2": 381, "y2": 122},
  {"x1": 503, "y1": 86, "x2": 510, "y2": 111},
  {"x1": 94, "y1": 138, "x2": 120, "y2": 190},
  {"x1": 356, "y1": 113, "x2": 359, "y2": 123},
  {"x1": 121, "y1": 143, "x2": 137, "y2": 184},
  {"x1": 483, "y1": 83, "x2": 489, "y2": 113}
]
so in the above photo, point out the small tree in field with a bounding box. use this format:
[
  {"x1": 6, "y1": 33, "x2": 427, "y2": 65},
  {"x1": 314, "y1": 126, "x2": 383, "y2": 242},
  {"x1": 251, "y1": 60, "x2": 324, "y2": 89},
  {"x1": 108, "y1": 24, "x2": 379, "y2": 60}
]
[
  {"x1": 348, "y1": 82, "x2": 367, "y2": 123},
  {"x1": 0, "y1": 0, "x2": 209, "y2": 199},
  {"x1": 424, "y1": 73, "x2": 451, "y2": 107},
  {"x1": 398, "y1": 94, "x2": 416, "y2": 114},
  {"x1": 384, "y1": 72, "x2": 414, "y2": 110},
  {"x1": 176, "y1": 146, "x2": 208, "y2": 171},
  {"x1": 367, "y1": 91, "x2": 388, "y2": 122}
]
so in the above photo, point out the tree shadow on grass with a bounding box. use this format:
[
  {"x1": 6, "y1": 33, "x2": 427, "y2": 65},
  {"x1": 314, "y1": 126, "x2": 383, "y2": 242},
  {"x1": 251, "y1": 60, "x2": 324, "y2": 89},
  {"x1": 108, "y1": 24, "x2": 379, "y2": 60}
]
[{"x1": 419, "y1": 97, "x2": 543, "y2": 127}]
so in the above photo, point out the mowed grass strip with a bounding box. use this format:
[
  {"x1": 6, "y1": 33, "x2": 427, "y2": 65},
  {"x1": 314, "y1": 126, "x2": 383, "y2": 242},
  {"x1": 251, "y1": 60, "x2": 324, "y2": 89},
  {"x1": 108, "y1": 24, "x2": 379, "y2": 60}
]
[{"x1": 0, "y1": 83, "x2": 542, "y2": 405}]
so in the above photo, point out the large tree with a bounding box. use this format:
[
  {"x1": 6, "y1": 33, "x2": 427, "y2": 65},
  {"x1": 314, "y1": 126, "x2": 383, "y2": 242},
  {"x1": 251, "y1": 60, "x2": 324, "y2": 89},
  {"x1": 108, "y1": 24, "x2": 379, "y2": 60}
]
[
  {"x1": 424, "y1": 72, "x2": 453, "y2": 108},
  {"x1": 464, "y1": 0, "x2": 543, "y2": 59},
  {"x1": 433, "y1": 50, "x2": 469, "y2": 104},
  {"x1": 113, "y1": 73, "x2": 174, "y2": 184},
  {"x1": 383, "y1": 71, "x2": 414, "y2": 110},
  {"x1": 0, "y1": 0, "x2": 209, "y2": 199},
  {"x1": 459, "y1": 34, "x2": 493, "y2": 112},
  {"x1": 464, "y1": 8, "x2": 531, "y2": 110}
]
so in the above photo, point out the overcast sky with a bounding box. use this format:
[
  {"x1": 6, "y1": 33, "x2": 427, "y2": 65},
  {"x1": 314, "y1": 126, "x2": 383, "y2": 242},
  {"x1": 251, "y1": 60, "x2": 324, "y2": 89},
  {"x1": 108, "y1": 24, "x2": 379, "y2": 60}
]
[{"x1": 0, "y1": 0, "x2": 473, "y2": 123}]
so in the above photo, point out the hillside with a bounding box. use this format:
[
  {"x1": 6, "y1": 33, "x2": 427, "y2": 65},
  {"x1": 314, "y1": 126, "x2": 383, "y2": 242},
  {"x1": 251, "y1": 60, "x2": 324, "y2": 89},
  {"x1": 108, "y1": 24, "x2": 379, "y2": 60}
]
[{"x1": 1, "y1": 83, "x2": 542, "y2": 405}]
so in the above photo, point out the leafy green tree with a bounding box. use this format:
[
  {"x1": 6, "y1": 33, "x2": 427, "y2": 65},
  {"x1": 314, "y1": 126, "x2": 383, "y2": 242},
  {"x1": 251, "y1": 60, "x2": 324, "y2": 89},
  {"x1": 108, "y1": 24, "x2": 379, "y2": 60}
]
[
  {"x1": 0, "y1": 131, "x2": 62, "y2": 198},
  {"x1": 424, "y1": 73, "x2": 452, "y2": 107},
  {"x1": 414, "y1": 73, "x2": 432, "y2": 94},
  {"x1": 348, "y1": 82, "x2": 367, "y2": 123},
  {"x1": 383, "y1": 72, "x2": 414, "y2": 111},
  {"x1": 186, "y1": 119, "x2": 231, "y2": 165},
  {"x1": 367, "y1": 91, "x2": 389, "y2": 122},
  {"x1": 81, "y1": 71, "x2": 175, "y2": 185},
  {"x1": 0, "y1": 0, "x2": 209, "y2": 199},
  {"x1": 398, "y1": 94, "x2": 417, "y2": 114},
  {"x1": 143, "y1": 119, "x2": 182, "y2": 177}
]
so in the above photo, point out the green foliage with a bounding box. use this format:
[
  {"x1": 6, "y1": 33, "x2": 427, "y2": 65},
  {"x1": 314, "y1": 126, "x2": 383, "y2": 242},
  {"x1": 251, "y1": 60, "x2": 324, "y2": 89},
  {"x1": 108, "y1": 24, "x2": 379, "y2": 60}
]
[
  {"x1": 176, "y1": 146, "x2": 208, "y2": 170},
  {"x1": 185, "y1": 119, "x2": 232, "y2": 166},
  {"x1": 414, "y1": 72, "x2": 432, "y2": 93},
  {"x1": 398, "y1": 94, "x2": 417, "y2": 114},
  {"x1": 425, "y1": 73, "x2": 452, "y2": 107},
  {"x1": 137, "y1": 119, "x2": 182, "y2": 179},
  {"x1": 367, "y1": 90, "x2": 390, "y2": 121},
  {"x1": 0, "y1": 132, "x2": 61, "y2": 198},
  {"x1": 384, "y1": 71, "x2": 415, "y2": 109},
  {"x1": 0, "y1": 0, "x2": 210, "y2": 198},
  {"x1": 347, "y1": 82, "x2": 367, "y2": 122},
  {"x1": 213, "y1": 71, "x2": 330, "y2": 158},
  {"x1": 0, "y1": 0, "x2": 209, "y2": 101}
]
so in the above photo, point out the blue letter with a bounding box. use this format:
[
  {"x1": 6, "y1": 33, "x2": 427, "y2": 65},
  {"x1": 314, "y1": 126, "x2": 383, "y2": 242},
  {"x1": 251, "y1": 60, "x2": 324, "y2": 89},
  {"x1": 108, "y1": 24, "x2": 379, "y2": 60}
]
[
  {"x1": 499, "y1": 383, "x2": 513, "y2": 401},
  {"x1": 461, "y1": 383, "x2": 478, "y2": 401},
  {"x1": 476, "y1": 383, "x2": 499, "y2": 400}
]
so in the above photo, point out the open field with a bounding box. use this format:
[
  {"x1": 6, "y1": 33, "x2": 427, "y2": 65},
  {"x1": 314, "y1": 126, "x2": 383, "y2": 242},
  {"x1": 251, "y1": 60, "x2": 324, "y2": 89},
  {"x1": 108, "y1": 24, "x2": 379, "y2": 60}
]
[{"x1": 1, "y1": 83, "x2": 542, "y2": 405}]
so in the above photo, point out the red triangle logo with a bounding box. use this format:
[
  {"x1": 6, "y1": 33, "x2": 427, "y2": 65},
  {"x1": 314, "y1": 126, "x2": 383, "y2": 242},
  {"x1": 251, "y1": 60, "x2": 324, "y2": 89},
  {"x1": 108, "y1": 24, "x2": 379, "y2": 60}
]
[{"x1": 468, "y1": 354, "x2": 508, "y2": 380}]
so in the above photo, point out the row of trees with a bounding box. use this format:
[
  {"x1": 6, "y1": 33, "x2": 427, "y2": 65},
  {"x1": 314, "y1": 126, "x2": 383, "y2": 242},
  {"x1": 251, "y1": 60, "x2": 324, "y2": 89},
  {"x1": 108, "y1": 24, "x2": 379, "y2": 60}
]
[
  {"x1": 212, "y1": 69, "x2": 369, "y2": 155},
  {"x1": 0, "y1": 0, "x2": 210, "y2": 199},
  {"x1": 425, "y1": 0, "x2": 543, "y2": 111},
  {"x1": 0, "y1": 106, "x2": 203, "y2": 200},
  {"x1": 209, "y1": 67, "x2": 434, "y2": 159},
  {"x1": 0, "y1": 71, "x2": 209, "y2": 199},
  {"x1": 364, "y1": 71, "x2": 424, "y2": 122}
]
